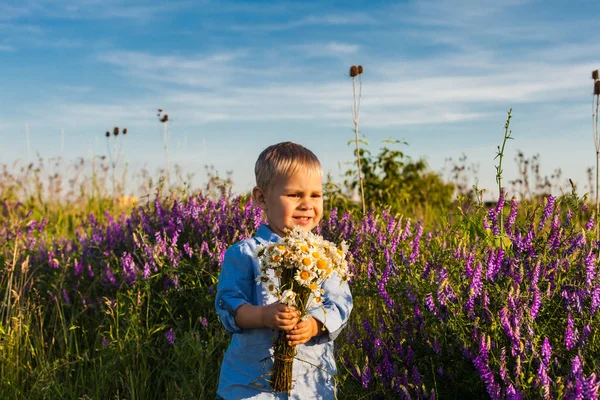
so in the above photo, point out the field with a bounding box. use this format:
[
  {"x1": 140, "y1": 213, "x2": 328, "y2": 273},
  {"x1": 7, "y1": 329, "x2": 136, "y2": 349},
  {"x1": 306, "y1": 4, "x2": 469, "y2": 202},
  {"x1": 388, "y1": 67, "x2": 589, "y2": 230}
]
[{"x1": 2, "y1": 115, "x2": 600, "y2": 399}]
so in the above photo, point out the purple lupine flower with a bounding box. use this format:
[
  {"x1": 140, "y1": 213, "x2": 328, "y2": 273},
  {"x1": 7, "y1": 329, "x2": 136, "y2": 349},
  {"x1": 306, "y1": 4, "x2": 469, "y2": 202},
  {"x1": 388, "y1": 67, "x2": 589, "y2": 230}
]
[
  {"x1": 408, "y1": 223, "x2": 423, "y2": 264},
  {"x1": 506, "y1": 383, "x2": 523, "y2": 400},
  {"x1": 165, "y1": 328, "x2": 175, "y2": 345},
  {"x1": 505, "y1": 197, "x2": 518, "y2": 231},
  {"x1": 87, "y1": 264, "x2": 94, "y2": 278},
  {"x1": 120, "y1": 252, "x2": 138, "y2": 285},
  {"x1": 102, "y1": 336, "x2": 109, "y2": 349},
  {"x1": 581, "y1": 323, "x2": 592, "y2": 346},
  {"x1": 565, "y1": 314, "x2": 577, "y2": 351},
  {"x1": 583, "y1": 373, "x2": 600, "y2": 399},
  {"x1": 530, "y1": 288, "x2": 541, "y2": 320},
  {"x1": 496, "y1": 189, "x2": 505, "y2": 216},
  {"x1": 499, "y1": 347, "x2": 507, "y2": 383},
  {"x1": 584, "y1": 251, "x2": 596, "y2": 288},
  {"x1": 142, "y1": 262, "x2": 151, "y2": 280},
  {"x1": 591, "y1": 287, "x2": 600, "y2": 315},
  {"x1": 400, "y1": 218, "x2": 412, "y2": 240},
  {"x1": 183, "y1": 243, "x2": 193, "y2": 257},
  {"x1": 537, "y1": 362, "x2": 551, "y2": 400},
  {"x1": 104, "y1": 264, "x2": 119, "y2": 288},
  {"x1": 200, "y1": 317, "x2": 208, "y2": 327},
  {"x1": 538, "y1": 195, "x2": 555, "y2": 231},
  {"x1": 412, "y1": 366, "x2": 422, "y2": 386},
  {"x1": 73, "y1": 259, "x2": 82, "y2": 277},
  {"x1": 472, "y1": 334, "x2": 501, "y2": 399},
  {"x1": 62, "y1": 289, "x2": 71, "y2": 306},
  {"x1": 425, "y1": 293, "x2": 437, "y2": 313},
  {"x1": 585, "y1": 217, "x2": 595, "y2": 231},
  {"x1": 48, "y1": 252, "x2": 60, "y2": 269},
  {"x1": 541, "y1": 337, "x2": 552, "y2": 366},
  {"x1": 487, "y1": 206, "x2": 500, "y2": 236},
  {"x1": 361, "y1": 363, "x2": 373, "y2": 389}
]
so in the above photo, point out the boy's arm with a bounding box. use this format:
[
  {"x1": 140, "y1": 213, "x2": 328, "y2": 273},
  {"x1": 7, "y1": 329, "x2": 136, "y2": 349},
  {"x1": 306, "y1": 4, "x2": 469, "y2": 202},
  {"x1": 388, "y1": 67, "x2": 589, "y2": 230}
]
[
  {"x1": 215, "y1": 243, "x2": 300, "y2": 333},
  {"x1": 235, "y1": 302, "x2": 299, "y2": 330},
  {"x1": 306, "y1": 274, "x2": 353, "y2": 344},
  {"x1": 215, "y1": 244, "x2": 255, "y2": 334}
]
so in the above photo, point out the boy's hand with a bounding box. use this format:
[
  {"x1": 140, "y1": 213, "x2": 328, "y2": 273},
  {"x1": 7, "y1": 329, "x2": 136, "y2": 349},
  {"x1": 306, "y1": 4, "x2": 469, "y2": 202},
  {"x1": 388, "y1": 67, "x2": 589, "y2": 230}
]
[
  {"x1": 286, "y1": 317, "x2": 323, "y2": 346},
  {"x1": 262, "y1": 303, "x2": 300, "y2": 331}
]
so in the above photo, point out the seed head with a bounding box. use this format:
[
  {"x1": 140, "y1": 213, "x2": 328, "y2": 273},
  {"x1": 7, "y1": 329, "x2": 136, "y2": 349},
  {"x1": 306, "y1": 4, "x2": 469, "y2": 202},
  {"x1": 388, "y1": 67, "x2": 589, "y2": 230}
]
[
  {"x1": 161, "y1": 114, "x2": 169, "y2": 123},
  {"x1": 105, "y1": 131, "x2": 110, "y2": 138},
  {"x1": 123, "y1": 128, "x2": 128, "y2": 135},
  {"x1": 593, "y1": 70, "x2": 599, "y2": 80},
  {"x1": 595, "y1": 80, "x2": 600, "y2": 95},
  {"x1": 358, "y1": 65, "x2": 364, "y2": 75},
  {"x1": 158, "y1": 108, "x2": 163, "y2": 113},
  {"x1": 113, "y1": 127, "x2": 119, "y2": 136},
  {"x1": 349, "y1": 65, "x2": 358, "y2": 77}
]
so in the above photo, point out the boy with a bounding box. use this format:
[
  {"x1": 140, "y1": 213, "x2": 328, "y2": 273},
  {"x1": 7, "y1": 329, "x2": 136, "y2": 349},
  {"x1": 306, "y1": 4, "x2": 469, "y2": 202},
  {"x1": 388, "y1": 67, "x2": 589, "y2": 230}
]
[{"x1": 215, "y1": 142, "x2": 353, "y2": 399}]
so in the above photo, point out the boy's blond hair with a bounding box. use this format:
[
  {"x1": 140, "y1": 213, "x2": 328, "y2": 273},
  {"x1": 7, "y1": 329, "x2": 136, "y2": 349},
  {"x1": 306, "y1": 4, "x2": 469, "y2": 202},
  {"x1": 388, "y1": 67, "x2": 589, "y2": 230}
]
[{"x1": 255, "y1": 142, "x2": 322, "y2": 191}]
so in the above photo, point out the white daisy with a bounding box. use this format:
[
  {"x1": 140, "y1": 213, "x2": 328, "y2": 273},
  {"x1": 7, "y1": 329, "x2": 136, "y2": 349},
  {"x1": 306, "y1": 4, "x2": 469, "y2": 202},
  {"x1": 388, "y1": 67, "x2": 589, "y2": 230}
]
[
  {"x1": 280, "y1": 289, "x2": 297, "y2": 306},
  {"x1": 295, "y1": 268, "x2": 316, "y2": 286}
]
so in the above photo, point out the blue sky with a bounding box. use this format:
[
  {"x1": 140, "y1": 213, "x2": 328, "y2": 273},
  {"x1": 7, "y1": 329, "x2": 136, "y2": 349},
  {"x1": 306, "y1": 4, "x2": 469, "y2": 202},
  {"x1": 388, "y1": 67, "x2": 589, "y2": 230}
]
[{"x1": 1, "y1": 0, "x2": 599, "y2": 199}]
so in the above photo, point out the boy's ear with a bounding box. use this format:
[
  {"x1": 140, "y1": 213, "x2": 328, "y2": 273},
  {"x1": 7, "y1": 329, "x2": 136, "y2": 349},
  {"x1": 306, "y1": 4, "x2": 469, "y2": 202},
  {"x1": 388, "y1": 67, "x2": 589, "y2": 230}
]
[{"x1": 252, "y1": 186, "x2": 267, "y2": 210}]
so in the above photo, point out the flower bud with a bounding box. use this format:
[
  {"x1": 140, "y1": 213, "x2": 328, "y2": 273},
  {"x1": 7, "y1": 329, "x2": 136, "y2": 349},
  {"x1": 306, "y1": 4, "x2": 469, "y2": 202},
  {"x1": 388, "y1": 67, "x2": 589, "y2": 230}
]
[
  {"x1": 113, "y1": 127, "x2": 119, "y2": 136},
  {"x1": 105, "y1": 131, "x2": 110, "y2": 138},
  {"x1": 595, "y1": 80, "x2": 600, "y2": 95},
  {"x1": 357, "y1": 65, "x2": 364, "y2": 75},
  {"x1": 161, "y1": 114, "x2": 169, "y2": 123},
  {"x1": 593, "y1": 70, "x2": 599, "y2": 80},
  {"x1": 123, "y1": 128, "x2": 128, "y2": 135},
  {"x1": 349, "y1": 65, "x2": 358, "y2": 77}
]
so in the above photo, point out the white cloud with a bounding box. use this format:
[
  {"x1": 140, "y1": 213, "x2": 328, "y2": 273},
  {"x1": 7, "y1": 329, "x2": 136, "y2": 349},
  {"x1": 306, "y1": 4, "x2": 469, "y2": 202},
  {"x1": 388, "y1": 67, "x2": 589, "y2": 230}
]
[{"x1": 227, "y1": 12, "x2": 376, "y2": 32}]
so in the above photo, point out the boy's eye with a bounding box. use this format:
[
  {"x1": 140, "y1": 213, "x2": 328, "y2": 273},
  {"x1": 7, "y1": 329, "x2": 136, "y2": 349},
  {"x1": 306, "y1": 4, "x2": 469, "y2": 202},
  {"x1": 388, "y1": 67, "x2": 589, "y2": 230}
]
[
  {"x1": 287, "y1": 194, "x2": 300, "y2": 198},
  {"x1": 312, "y1": 194, "x2": 322, "y2": 198}
]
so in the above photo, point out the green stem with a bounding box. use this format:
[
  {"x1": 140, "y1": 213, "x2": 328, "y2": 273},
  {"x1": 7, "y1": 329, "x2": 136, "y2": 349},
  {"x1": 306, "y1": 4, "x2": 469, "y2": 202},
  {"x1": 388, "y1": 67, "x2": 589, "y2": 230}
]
[{"x1": 496, "y1": 109, "x2": 513, "y2": 235}]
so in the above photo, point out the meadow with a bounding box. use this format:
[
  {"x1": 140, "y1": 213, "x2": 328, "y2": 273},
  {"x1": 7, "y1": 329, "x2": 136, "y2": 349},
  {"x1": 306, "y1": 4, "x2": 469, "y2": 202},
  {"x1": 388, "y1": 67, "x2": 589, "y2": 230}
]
[{"x1": 2, "y1": 73, "x2": 600, "y2": 399}]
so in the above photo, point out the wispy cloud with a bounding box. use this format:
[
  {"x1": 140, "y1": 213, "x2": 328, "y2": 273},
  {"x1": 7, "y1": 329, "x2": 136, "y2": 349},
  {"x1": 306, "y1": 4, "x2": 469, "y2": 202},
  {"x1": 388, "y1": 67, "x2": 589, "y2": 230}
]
[
  {"x1": 0, "y1": 0, "x2": 190, "y2": 22},
  {"x1": 227, "y1": 12, "x2": 376, "y2": 32},
  {"x1": 294, "y1": 42, "x2": 360, "y2": 58}
]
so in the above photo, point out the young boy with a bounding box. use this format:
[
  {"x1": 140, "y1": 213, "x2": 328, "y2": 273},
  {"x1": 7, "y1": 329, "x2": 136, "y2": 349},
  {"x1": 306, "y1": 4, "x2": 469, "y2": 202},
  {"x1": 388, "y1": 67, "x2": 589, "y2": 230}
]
[{"x1": 215, "y1": 142, "x2": 353, "y2": 399}]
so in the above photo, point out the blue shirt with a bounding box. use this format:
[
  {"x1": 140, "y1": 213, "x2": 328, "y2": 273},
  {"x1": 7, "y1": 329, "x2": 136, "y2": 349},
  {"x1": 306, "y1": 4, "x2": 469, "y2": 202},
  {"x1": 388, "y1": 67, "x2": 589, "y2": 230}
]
[{"x1": 215, "y1": 224, "x2": 353, "y2": 400}]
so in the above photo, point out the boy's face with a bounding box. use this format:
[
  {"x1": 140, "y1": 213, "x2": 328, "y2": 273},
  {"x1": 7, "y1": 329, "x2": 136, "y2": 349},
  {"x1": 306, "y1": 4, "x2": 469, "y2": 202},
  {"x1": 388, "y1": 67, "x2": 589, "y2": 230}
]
[{"x1": 253, "y1": 169, "x2": 323, "y2": 237}]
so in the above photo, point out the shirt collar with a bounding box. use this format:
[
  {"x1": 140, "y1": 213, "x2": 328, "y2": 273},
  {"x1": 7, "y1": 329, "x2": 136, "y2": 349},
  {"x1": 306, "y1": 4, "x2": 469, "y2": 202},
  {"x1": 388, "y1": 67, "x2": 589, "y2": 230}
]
[{"x1": 255, "y1": 224, "x2": 282, "y2": 243}]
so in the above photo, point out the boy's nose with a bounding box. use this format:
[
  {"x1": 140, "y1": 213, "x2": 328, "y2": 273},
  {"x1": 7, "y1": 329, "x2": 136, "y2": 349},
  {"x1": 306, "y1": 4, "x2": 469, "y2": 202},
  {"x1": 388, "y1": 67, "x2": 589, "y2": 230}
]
[{"x1": 298, "y1": 198, "x2": 312, "y2": 210}]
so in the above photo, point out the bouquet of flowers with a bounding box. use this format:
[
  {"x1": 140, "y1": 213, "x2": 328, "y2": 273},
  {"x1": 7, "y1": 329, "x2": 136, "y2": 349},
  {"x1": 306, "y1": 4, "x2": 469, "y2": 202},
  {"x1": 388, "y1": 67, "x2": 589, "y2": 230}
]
[{"x1": 254, "y1": 227, "x2": 352, "y2": 393}]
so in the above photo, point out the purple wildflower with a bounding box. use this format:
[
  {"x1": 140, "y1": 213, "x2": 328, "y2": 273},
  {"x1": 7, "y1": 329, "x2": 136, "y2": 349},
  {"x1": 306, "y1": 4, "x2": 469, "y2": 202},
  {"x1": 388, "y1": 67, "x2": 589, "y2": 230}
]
[
  {"x1": 165, "y1": 328, "x2": 175, "y2": 345},
  {"x1": 530, "y1": 288, "x2": 541, "y2": 320},
  {"x1": 102, "y1": 336, "x2": 108, "y2": 349},
  {"x1": 541, "y1": 337, "x2": 552, "y2": 366},
  {"x1": 538, "y1": 195, "x2": 555, "y2": 231},
  {"x1": 73, "y1": 259, "x2": 82, "y2": 277},
  {"x1": 143, "y1": 262, "x2": 151, "y2": 280},
  {"x1": 62, "y1": 289, "x2": 71, "y2": 306},
  {"x1": 200, "y1": 317, "x2": 208, "y2": 327},
  {"x1": 104, "y1": 264, "x2": 119, "y2": 288},
  {"x1": 584, "y1": 251, "x2": 596, "y2": 288},
  {"x1": 425, "y1": 293, "x2": 437, "y2": 314},
  {"x1": 361, "y1": 363, "x2": 373, "y2": 389},
  {"x1": 537, "y1": 362, "x2": 551, "y2": 400},
  {"x1": 183, "y1": 243, "x2": 193, "y2": 257},
  {"x1": 591, "y1": 287, "x2": 600, "y2": 315},
  {"x1": 505, "y1": 197, "x2": 518, "y2": 231},
  {"x1": 586, "y1": 217, "x2": 595, "y2": 231},
  {"x1": 565, "y1": 314, "x2": 577, "y2": 351},
  {"x1": 409, "y1": 224, "x2": 423, "y2": 264},
  {"x1": 120, "y1": 252, "x2": 138, "y2": 286},
  {"x1": 499, "y1": 347, "x2": 507, "y2": 383}
]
